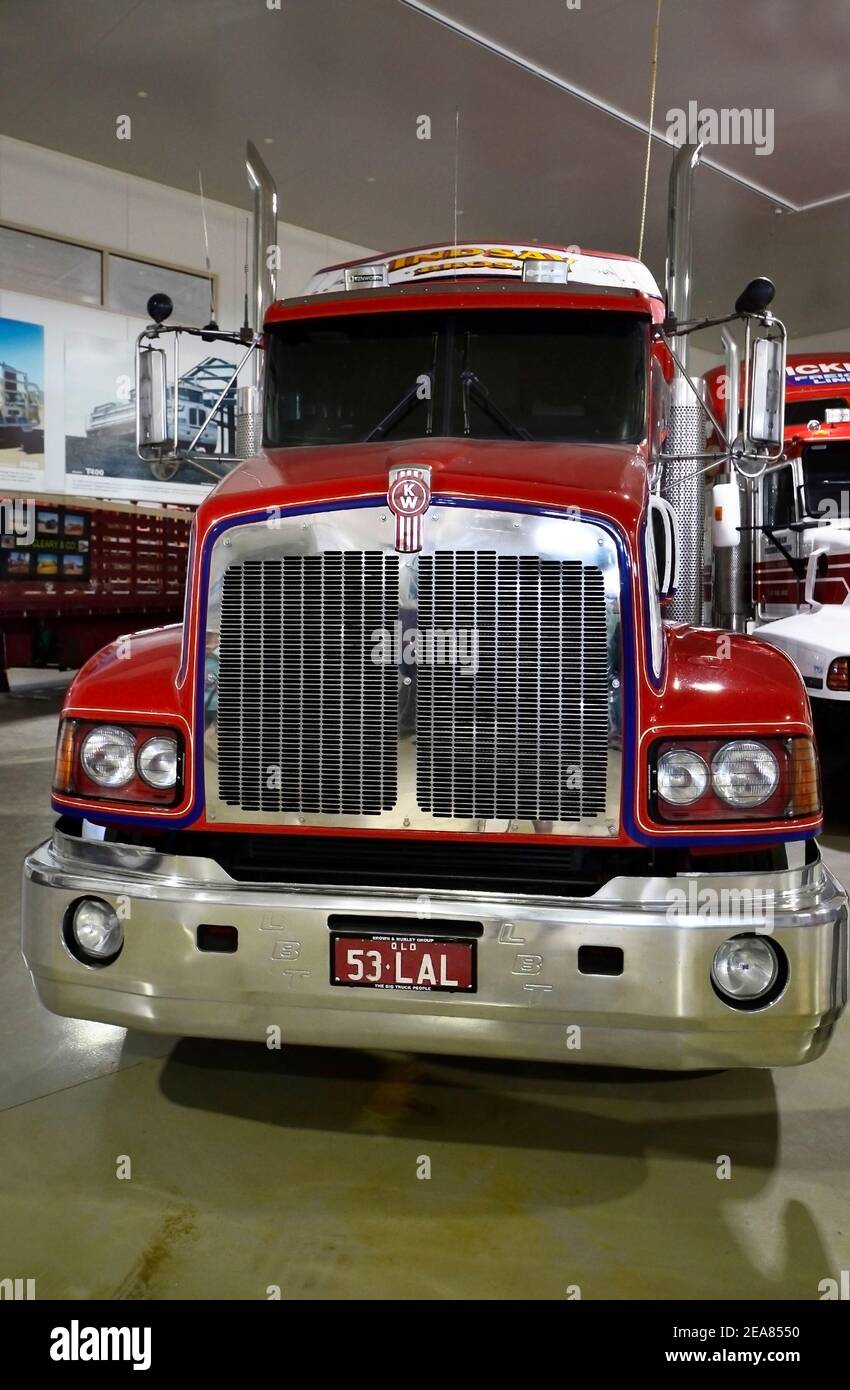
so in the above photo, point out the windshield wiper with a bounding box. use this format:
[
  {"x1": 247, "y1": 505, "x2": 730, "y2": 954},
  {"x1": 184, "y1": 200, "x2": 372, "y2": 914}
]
[
  {"x1": 461, "y1": 370, "x2": 533, "y2": 441},
  {"x1": 363, "y1": 371, "x2": 434, "y2": 442}
]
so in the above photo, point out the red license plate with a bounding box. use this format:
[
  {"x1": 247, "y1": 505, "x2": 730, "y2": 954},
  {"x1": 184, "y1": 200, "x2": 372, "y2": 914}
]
[{"x1": 331, "y1": 933, "x2": 476, "y2": 992}]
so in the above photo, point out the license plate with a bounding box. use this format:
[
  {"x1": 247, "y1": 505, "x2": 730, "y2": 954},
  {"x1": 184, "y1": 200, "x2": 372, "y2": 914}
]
[{"x1": 331, "y1": 933, "x2": 476, "y2": 992}]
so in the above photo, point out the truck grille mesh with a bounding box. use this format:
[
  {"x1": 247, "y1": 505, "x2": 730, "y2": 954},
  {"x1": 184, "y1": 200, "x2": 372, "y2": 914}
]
[
  {"x1": 416, "y1": 553, "x2": 610, "y2": 821},
  {"x1": 217, "y1": 554, "x2": 399, "y2": 813}
]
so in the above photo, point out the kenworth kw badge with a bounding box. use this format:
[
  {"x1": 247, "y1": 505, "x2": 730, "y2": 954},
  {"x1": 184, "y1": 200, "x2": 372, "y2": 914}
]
[{"x1": 387, "y1": 463, "x2": 432, "y2": 553}]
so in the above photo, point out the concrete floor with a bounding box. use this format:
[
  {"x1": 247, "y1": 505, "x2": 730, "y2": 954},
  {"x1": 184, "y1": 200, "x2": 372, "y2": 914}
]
[{"x1": 1, "y1": 677, "x2": 849, "y2": 1301}]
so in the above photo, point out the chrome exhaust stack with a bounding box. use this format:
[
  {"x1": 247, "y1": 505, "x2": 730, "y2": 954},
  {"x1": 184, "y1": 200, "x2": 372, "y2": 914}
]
[
  {"x1": 236, "y1": 140, "x2": 279, "y2": 459},
  {"x1": 713, "y1": 328, "x2": 752, "y2": 631},
  {"x1": 662, "y1": 142, "x2": 706, "y2": 625}
]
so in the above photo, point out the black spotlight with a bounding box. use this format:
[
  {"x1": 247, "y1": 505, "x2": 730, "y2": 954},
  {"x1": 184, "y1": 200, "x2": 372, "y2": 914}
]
[
  {"x1": 735, "y1": 277, "x2": 776, "y2": 315},
  {"x1": 146, "y1": 292, "x2": 174, "y2": 324}
]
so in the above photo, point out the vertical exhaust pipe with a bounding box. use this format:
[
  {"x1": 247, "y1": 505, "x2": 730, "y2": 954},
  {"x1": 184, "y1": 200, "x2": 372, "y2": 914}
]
[
  {"x1": 662, "y1": 141, "x2": 706, "y2": 625},
  {"x1": 236, "y1": 140, "x2": 279, "y2": 459},
  {"x1": 713, "y1": 327, "x2": 752, "y2": 630},
  {"x1": 664, "y1": 142, "x2": 702, "y2": 351},
  {"x1": 721, "y1": 325, "x2": 739, "y2": 447}
]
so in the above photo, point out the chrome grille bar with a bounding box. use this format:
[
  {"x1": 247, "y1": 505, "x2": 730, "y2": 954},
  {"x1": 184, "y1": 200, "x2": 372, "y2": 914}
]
[
  {"x1": 217, "y1": 553, "x2": 399, "y2": 814},
  {"x1": 416, "y1": 553, "x2": 610, "y2": 821}
]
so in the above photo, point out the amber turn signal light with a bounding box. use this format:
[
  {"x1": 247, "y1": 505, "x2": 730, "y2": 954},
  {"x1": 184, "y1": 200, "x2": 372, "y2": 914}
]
[
  {"x1": 53, "y1": 719, "x2": 77, "y2": 795},
  {"x1": 789, "y1": 737, "x2": 821, "y2": 818}
]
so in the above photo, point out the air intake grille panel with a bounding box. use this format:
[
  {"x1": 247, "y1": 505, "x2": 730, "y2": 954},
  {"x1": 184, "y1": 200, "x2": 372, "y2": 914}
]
[
  {"x1": 217, "y1": 553, "x2": 399, "y2": 813},
  {"x1": 416, "y1": 553, "x2": 610, "y2": 821}
]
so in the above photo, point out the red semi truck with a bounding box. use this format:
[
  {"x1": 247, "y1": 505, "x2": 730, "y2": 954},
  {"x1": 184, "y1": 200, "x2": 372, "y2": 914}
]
[{"x1": 20, "y1": 143, "x2": 848, "y2": 1070}]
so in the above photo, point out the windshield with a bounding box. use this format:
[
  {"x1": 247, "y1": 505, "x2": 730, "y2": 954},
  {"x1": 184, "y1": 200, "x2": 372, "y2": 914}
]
[
  {"x1": 264, "y1": 308, "x2": 647, "y2": 448},
  {"x1": 802, "y1": 441, "x2": 850, "y2": 517},
  {"x1": 785, "y1": 396, "x2": 850, "y2": 427}
]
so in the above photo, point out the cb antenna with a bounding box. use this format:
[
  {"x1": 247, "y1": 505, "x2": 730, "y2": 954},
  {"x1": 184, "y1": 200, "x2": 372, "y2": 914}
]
[
  {"x1": 242, "y1": 217, "x2": 251, "y2": 333},
  {"x1": 453, "y1": 108, "x2": 461, "y2": 252},
  {"x1": 198, "y1": 170, "x2": 219, "y2": 338}
]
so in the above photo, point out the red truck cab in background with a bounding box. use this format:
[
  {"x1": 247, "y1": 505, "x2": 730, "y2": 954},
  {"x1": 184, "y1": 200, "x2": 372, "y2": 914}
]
[
  {"x1": 0, "y1": 498, "x2": 191, "y2": 692},
  {"x1": 704, "y1": 353, "x2": 850, "y2": 787}
]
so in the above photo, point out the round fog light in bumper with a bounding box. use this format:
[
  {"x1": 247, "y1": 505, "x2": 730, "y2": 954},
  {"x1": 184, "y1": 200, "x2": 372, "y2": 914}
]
[
  {"x1": 711, "y1": 934, "x2": 786, "y2": 1009},
  {"x1": 63, "y1": 897, "x2": 123, "y2": 966}
]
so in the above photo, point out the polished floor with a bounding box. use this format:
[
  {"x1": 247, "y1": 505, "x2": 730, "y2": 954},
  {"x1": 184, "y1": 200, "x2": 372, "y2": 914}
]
[{"x1": 1, "y1": 675, "x2": 849, "y2": 1300}]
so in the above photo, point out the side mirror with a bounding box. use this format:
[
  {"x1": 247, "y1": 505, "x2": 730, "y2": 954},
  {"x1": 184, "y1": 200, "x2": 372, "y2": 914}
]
[
  {"x1": 137, "y1": 345, "x2": 168, "y2": 448},
  {"x1": 712, "y1": 481, "x2": 742, "y2": 548},
  {"x1": 649, "y1": 495, "x2": 680, "y2": 599},
  {"x1": 745, "y1": 335, "x2": 785, "y2": 451},
  {"x1": 650, "y1": 357, "x2": 671, "y2": 464}
]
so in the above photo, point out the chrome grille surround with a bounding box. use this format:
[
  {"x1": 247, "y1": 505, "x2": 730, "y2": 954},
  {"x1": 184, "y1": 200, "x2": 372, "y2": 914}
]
[{"x1": 204, "y1": 503, "x2": 623, "y2": 836}]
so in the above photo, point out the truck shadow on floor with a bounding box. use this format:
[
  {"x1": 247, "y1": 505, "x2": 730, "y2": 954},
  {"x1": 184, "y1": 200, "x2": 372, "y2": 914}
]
[
  {"x1": 152, "y1": 1039, "x2": 840, "y2": 1296},
  {"x1": 157, "y1": 1036, "x2": 780, "y2": 1175}
]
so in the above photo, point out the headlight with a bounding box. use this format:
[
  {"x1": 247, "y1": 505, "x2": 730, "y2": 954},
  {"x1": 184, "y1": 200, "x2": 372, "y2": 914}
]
[
  {"x1": 711, "y1": 936, "x2": 779, "y2": 1003},
  {"x1": 80, "y1": 725, "x2": 136, "y2": 788},
  {"x1": 54, "y1": 719, "x2": 184, "y2": 806},
  {"x1": 711, "y1": 741, "x2": 780, "y2": 808},
  {"x1": 651, "y1": 736, "x2": 820, "y2": 824},
  {"x1": 137, "y1": 735, "x2": 178, "y2": 789},
  {"x1": 657, "y1": 748, "x2": 709, "y2": 805}
]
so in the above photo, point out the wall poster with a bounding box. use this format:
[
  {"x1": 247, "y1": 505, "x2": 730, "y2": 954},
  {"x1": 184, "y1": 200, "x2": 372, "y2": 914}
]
[
  {"x1": 64, "y1": 333, "x2": 241, "y2": 507},
  {"x1": 0, "y1": 315, "x2": 45, "y2": 491}
]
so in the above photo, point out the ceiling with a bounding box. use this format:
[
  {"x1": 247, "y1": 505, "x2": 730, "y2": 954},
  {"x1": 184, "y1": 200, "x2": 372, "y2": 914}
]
[{"x1": 1, "y1": 0, "x2": 849, "y2": 337}]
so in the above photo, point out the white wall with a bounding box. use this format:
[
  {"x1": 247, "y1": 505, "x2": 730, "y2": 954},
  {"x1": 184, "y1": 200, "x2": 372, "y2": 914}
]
[
  {"x1": 0, "y1": 136, "x2": 372, "y2": 501},
  {"x1": 688, "y1": 345, "x2": 722, "y2": 378},
  {"x1": 0, "y1": 135, "x2": 372, "y2": 317},
  {"x1": 788, "y1": 330, "x2": 850, "y2": 355}
]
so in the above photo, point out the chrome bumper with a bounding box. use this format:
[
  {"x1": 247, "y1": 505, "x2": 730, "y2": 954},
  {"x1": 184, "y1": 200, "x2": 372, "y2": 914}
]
[{"x1": 21, "y1": 827, "x2": 848, "y2": 1070}]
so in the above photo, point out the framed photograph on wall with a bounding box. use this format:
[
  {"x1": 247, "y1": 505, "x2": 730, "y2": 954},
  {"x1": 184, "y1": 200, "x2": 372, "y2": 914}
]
[{"x1": 0, "y1": 315, "x2": 45, "y2": 490}]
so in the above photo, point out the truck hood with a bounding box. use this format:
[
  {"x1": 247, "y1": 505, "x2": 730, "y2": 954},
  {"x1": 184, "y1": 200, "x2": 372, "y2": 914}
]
[
  {"x1": 759, "y1": 604, "x2": 850, "y2": 658},
  {"x1": 201, "y1": 438, "x2": 649, "y2": 535}
]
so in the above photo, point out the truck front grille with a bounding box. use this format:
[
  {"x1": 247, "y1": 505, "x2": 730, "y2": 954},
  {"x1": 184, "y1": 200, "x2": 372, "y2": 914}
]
[
  {"x1": 416, "y1": 553, "x2": 610, "y2": 821},
  {"x1": 217, "y1": 553, "x2": 399, "y2": 814},
  {"x1": 209, "y1": 505, "x2": 618, "y2": 832}
]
